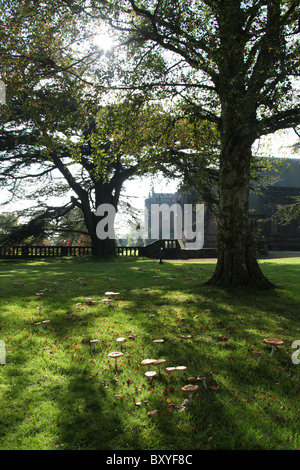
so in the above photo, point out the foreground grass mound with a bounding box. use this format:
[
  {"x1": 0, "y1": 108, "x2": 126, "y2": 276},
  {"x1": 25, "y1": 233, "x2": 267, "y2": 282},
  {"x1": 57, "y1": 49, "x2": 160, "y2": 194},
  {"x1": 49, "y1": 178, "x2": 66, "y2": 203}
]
[{"x1": 0, "y1": 256, "x2": 299, "y2": 450}]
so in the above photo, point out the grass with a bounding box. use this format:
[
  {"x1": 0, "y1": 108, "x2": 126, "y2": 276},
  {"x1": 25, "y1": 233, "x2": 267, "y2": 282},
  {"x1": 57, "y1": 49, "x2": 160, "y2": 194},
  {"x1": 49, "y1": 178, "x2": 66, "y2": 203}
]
[{"x1": 0, "y1": 255, "x2": 299, "y2": 451}]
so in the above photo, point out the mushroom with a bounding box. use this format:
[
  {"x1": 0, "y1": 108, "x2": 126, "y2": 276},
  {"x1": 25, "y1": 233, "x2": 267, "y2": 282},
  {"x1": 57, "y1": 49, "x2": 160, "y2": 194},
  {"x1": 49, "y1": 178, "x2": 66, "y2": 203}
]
[
  {"x1": 90, "y1": 339, "x2": 99, "y2": 350},
  {"x1": 140, "y1": 359, "x2": 157, "y2": 371},
  {"x1": 167, "y1": 403, "x2": 186, "y2": 411},
  {"x1": 176, "y1": 366, "x2": 187, "y2": 378},
  {"x1": 105, "y1": 291, "x2": 120, "y2": 297},
  {"x1": 149, "y1": 315, "x2": 156, "y2": 321},
  {"x1": 153, "y1": 339, "x2": 164, "y2": 352},
  {"x1": 187, "y1": 376, "x2": 197, "y2": 383},
  {"x1": 65, "y1": 310, "x2": 74, "y2": 320},
  {"x1": 153, "y1": 358, "x2": 166, "y2": 374},
  {"x1": 197, "y1": 375, "x2": 208, "y2": 390},
  {"x1": 166, "y1": 366, "x2": 176, "y2": 378},
  {"x1": 108, "y1": 351, "x2": 123, "y2": 369},
  {"x1": 181, "y1": 335, "x2": 192, "y2": 343},
  {"x1": 181, "y1": 384, "x2": 198, "y2": 403},
  {"x1": 145, "y1": 370, "x2": 156, "y2": 381},
  {"x1": 116, "y1": 337, "x2": 126, "y2": 351},
  {"x1": 262, "y1": 338, "x2": 283, "y2": 356}
]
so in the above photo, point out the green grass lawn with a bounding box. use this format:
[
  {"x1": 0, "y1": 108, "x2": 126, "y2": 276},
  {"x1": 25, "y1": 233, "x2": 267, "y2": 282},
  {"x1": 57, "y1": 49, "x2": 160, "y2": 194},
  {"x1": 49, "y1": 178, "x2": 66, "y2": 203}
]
[{"x1": 0, "y1": 255, "x2": 299, "y2": 451}]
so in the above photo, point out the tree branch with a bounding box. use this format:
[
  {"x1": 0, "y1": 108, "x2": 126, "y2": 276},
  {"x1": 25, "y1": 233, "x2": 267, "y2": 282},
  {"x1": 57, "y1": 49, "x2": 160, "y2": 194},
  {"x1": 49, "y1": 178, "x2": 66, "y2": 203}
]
[{"x1": 258, "y1": 107, "x2": 300, "y2": 136}]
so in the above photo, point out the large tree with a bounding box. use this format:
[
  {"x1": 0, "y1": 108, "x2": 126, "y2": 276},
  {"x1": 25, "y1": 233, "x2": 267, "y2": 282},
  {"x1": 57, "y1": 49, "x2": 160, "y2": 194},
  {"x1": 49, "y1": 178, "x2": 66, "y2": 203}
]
[
  {"x1": 0, "y1": 88, "x2": 168, "y2": 256},
  {"x1": 0, "y1": 0, "x2": 171, "y2": 257},
  {"x1": 76, "y1": 0, "x2": 300, "y2": 288}
]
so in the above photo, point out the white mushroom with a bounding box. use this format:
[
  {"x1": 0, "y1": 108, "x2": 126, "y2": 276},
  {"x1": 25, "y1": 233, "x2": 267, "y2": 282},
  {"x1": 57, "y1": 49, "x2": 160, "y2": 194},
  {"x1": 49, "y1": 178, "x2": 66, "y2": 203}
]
[
  {"x1": 181, "y1": 335, "x2": 192, "y2": 343},
  {"x1": 153, "y1": 359, "x2": 166, "y2": 374},
  {"x1": 90, "y1": 339, "x2": 99, "y2": 350},
  {"x1": 145, "y1": 371, "x2": 156, "y2": 381},
  {"x1": 141, "y1": 359, "x2": 157, "y2": 371},
  {"x1": 166, "y1": 366, "x2": 176, "y2": 378},
  {"x1": 153, "y1": 339, "x2": 164, "y2": 352},
  {"x1": 176, "y1": 366, "x2": 187, "y2": 378},
  {"x1": 116, "y1": 337, "x2": 126, "y2": 351}
]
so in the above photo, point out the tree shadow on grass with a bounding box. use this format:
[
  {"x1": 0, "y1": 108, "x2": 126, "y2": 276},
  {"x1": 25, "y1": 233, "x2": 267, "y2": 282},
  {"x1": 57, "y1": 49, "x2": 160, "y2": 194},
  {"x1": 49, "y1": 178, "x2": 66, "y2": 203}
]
[{"x1": 1, "y1": 257, "x2": 300, "y2": 450}]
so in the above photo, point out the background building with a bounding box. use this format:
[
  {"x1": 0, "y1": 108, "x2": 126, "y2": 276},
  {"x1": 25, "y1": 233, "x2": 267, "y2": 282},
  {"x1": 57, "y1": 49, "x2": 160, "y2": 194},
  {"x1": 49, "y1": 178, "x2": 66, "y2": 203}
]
[
  {"x1": 249, "y1": 159, "x2": 300, "y2": 251},
  {"x1": 144, "y1": 159, "x2": 300, "y2": 251}
]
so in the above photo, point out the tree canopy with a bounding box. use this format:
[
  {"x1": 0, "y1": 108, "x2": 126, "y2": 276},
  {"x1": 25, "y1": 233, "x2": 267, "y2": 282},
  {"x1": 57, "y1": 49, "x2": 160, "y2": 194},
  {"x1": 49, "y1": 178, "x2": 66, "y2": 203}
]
[{"x1": 0, "y1": 0, "x2": 182, "y2": 255}]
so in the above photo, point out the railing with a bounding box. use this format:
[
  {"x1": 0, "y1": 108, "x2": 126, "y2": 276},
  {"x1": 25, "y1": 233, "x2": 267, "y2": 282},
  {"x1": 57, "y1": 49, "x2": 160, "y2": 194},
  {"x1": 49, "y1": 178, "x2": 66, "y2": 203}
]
[
  {"x1": 0, "y1": 241, "x2": 219, "y2": 259},
  {"x1": 0, "y1": 245, "x2": 141, "y2": 258},
  {"x1": 115, "y1": 246, "x2": 141, "y2": 256},
  {"x1": 0, "y1": 241, "x2": 179, "y2": 259},
  {"x1": 0, "y1": 246, "x2": 92, "y2": 258},
  {"x1": 139, "y1": 239, "x2": 182, "y2": 259}
]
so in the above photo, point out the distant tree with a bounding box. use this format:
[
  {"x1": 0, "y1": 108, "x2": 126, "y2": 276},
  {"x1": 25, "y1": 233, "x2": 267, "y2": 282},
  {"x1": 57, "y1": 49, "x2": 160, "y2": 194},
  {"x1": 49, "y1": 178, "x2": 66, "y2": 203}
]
[
  {"x1": 1, "y1": 89, "x2": 170, "y2": 255},
  {"x1": 0, "y1": 213, "x2": 20, "y2": 241}
]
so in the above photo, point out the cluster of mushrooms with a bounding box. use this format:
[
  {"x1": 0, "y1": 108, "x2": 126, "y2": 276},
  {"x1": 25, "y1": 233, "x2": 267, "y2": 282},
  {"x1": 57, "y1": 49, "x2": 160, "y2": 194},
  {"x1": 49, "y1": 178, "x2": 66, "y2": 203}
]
[
  {"x1": 106, "y1": 334, "x2": 214, "y2": 406},
  {"x1": 104, "y1": 332, "x2": 285, "y2": 408}
]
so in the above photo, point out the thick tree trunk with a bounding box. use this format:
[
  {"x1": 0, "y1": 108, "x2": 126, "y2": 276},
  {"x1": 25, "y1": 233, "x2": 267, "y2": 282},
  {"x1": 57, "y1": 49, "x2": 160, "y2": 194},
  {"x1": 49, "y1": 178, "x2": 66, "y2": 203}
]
[
  {"x1": 90, "y1": 234, "x2": 116, "y2": 258},
  {"x1": 205, "y1": 137, "x2": 275, "y2": 290},
  {"x1": 202, "y1": 1, "x2": 276, "y2": 289},
  {"x1": 80, "y1": 191, "x2": 117, "y2": 258}
]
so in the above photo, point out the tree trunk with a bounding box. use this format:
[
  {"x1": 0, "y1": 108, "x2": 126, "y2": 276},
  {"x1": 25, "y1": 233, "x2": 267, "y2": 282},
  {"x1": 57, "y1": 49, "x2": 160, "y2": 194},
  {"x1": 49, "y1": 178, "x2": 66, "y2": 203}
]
[
  {"x1": 205, "y1": 136, "x2": 275, "y2": 290},
  {"x1": 90, "y1": 234, "x2": 116, "y2": 258},
  {"x1": 79, "y1": 192, "x2": 117, "y2": 258}
]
